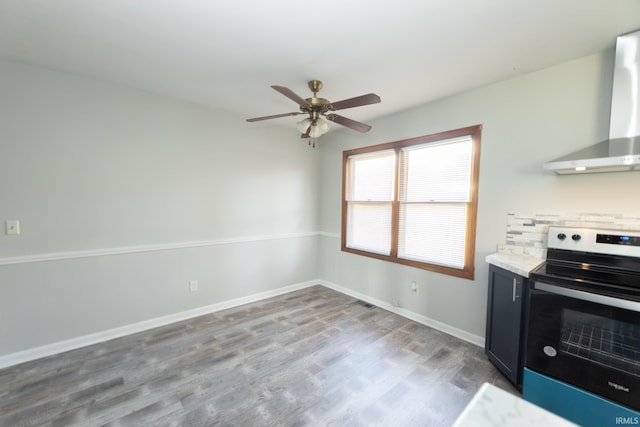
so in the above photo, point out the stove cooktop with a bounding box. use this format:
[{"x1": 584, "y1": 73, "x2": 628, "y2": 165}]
[{"x1": 531, "y1": 227, "x2": 640, "y2": 300}]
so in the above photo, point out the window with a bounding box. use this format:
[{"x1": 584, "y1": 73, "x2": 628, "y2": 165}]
[{"x1": 342, "y1": 125, "x2": 481, "y2": 279}]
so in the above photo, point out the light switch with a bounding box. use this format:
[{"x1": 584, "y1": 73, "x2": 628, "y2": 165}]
[{"x1": 6, "y1": 220, "x2": 20, "y2": 235}]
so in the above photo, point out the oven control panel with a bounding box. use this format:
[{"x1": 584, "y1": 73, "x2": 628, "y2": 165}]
[{"x1": 548, "y1": 226, "x2": 640, "y2": 257}]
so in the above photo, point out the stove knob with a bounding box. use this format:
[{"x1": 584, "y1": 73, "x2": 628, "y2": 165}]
[
  {"x1": 557, "y1": 233, "x2": 567, "y2": 240},
  {"x1": 572, "y1": 234, "x2": 581, "y2": 241}
]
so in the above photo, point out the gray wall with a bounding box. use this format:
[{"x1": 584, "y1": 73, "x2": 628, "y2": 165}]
[
  {"x1": 0, "y1": 60, "x2": 319, "y2": 356},
  {"x1": 317, "y1": 49, "x2": 640, "y2": 342},
  {"x1": 3, "y1": 46, "x2": 640, "y2": 359}
]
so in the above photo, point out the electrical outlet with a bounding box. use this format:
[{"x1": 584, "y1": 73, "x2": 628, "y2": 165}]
[
  {"x1": 189, "y1": 280, "x2": 198, "y2": 292},
  {"x1": 411, "y1": 281, "x2": 419, "y2": 294},
  {"x1": 5, "y1": 220, "x2": 20, "y2": 235}
]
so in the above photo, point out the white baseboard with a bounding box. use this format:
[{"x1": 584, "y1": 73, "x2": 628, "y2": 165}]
[
  {"x1": 0, "y1": 279, "x2": 484, "y2": 370},
  {"x1": 0, "y1": 280, "x2": 318, "y2": 369},
  {"x1": 318, "y1": 279, "x2": 485, "y2": 348}
]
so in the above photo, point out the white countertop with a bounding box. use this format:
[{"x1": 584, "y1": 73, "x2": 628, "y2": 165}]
[
  {"x1": 485, "y1": 252, "x2": 544, "y2": 278},
  {"x1": 452, "y1": 383, "x2": 579, "y2": 427}
]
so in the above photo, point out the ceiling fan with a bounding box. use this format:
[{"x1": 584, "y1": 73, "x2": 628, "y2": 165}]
[{"x1": 246, "y1": 80, "x2": 381, "y2": 144}]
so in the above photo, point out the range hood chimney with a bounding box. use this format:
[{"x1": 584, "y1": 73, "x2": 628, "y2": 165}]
[{"x1": 544, "y1": 29, "x2": 640, "y2": 174}]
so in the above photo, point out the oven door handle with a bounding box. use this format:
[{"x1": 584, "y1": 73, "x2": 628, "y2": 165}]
[{"x1": 535, "y1": 282, "x2": 640, "y2": 312}]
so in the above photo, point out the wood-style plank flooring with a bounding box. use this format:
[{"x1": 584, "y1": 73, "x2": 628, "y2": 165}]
[{"x1": 0, "y1": 285, "x2": 517, "y2": 426}]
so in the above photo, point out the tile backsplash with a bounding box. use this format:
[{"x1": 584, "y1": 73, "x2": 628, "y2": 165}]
[{"x1": 498, "y1": 212, "x2": 640, "y2": 258}]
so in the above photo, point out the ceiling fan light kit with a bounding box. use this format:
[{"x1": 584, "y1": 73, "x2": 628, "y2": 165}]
[
  {"x1": 296, "y1": 117, "x2": 330, "y2": 138},
  {"x1": 246, "y1": 80, "x2": 381, "y2": 146}
]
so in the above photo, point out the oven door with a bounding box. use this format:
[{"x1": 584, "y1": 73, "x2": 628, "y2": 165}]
[{"x1": 526, "y1": 278, "x2": 640, "y2": 411}]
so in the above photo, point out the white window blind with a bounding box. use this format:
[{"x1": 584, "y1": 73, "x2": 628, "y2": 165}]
[
  {"x1": 398, "y1": 136, "x2": 472, "y2": 268},
  {"x1": 345, "y1": 150, "x2": 395, "y2": 255}
]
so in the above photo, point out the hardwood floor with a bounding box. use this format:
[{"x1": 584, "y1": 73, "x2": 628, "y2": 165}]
[{"x1": 0, "y1": 285, "x2": 516, "y2": 426}]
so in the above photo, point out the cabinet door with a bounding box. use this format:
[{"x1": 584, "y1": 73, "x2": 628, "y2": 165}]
[{"x1": 485, "y1": 265, "x2": 523, "y2": 386}]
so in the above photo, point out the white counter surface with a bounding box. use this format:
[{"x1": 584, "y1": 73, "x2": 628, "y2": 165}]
[
  {"x1": 485, "y1": 252, "x2": 544, "y2": 278},
  {"x1": 452, "y1": 383, "x2": 578, "y2": 427}
]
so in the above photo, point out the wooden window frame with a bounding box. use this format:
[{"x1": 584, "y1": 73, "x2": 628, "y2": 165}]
[{"x1": 341, "y1": 124, "x2": 482, "y2": 280}]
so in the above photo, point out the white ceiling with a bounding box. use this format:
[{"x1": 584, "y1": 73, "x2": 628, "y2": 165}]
[{"x1": 1, "y1": 1, "x2": 640, "y2": 128}]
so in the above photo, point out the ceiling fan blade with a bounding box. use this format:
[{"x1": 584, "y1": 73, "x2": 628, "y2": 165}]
[
  {"x1": 329, "y1": 93, "x2": 381, "y2": 111},
  {"x1": 271, "y1": 85, "x2": 311, "y2": 108},
  {"x1": 246, "y1": 112, "x2": 303, "y2": 122},
  {"x1": 325, "y1": 114, "x2": 372, "y2": 132}
]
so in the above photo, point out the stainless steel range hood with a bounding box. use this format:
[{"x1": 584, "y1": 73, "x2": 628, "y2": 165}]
[{"x1": 544, "y1": 29, "x2": 640, "y2": 174}]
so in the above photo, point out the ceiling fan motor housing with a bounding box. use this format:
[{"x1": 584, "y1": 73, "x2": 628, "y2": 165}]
[{"x1": 302, "y1": 97, "x2": 331, "y2": 118}]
